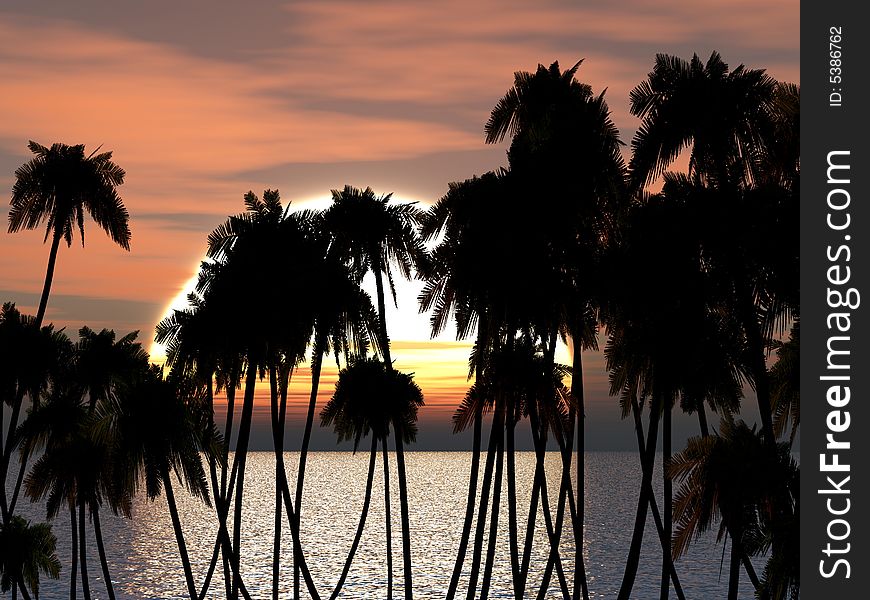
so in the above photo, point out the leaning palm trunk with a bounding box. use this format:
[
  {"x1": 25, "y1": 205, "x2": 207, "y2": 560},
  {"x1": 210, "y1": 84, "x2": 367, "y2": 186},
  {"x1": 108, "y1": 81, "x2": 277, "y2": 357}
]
[
  {"x1": 660, "y1": 401, "x2": 672, "y2": 599},
  {"x1": 162, "y1": 465, "x2": 199, "y2": 600},
  {"x1": 445, "y1": 403, "x2": 482, "y2": 600},
  {"x1": 530, "y1": 419, "x2": 571, "y2": 600},
  {"x1": 394, "y1": 431, "x2": 414, "y2": 600},
  {"x1": 269, "y1": 367, "x2": 285, "y2": 600},
  {"x1": 329, "y1": 437, "x2": 379, "y2": 600},
  {"x1": 506, "y1": 412, "x2": 521, "y2": 600},
  {"x1": 92, "y1": 506, "x2": 117, "y2": 600},
  {"x1": 294, "y1": 333, "x2": 326, "y2": 599},
  {"x1": 571, "y1": 346, "x2": 590, "y2": 600},
  {"x1": 625, "y1": 393, "x2": 686, "y2": 600},
  {"x1": 465, "y1": 411, "x2": 501, "y2": 600},
  {"x1": 35, "y1": 228, "x2": 63, "y2": 327},
  {"x1": 728, "y1": 527, "x2": 743, "y2": 600},
  {"x1": 231, "y1": 360, "x2": 259, "y2": 599},
  {"x1": 617, "y1": 393, "x2": 662, "y2": 600},
  {"x1": 383, "y1": 438, "x2": 394, "y2": 599},
  {"x1": 78, "y1": 498, "x2": 92, "y2": 600},
  {"x1": 69, "y1": 503, "x2": 78, "y2": 600},
  {"x1": 479, "y1": 408, "x2": 505, "y2": 600}
]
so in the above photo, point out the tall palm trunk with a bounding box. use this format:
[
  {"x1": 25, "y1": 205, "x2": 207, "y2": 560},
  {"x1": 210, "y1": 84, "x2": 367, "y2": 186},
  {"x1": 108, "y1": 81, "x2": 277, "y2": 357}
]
[
  {"x1": 465, "y1": 411, "x2": 501, "y2": 600},
  {"x1": 0, "y1": 388, "x2": 27, "y2": 523},
  {"x1": 660, "y1": 400, "x2": 672, "y2": 599},
  {"x1": 92, "y1": 506, "x2": 116, "y2": 600},
  {"x1": 728, "y1": 529, "x2": 743, "y2": 600},
  {"x1": 295, "y1": 332, "x2": 326, "y2": 599},
  {"x1": 372, "y1": 262, "x2": 392, "y2": 366},
  {"x1": 162, "y1": 465, "x2": 198, "y2": 600},
  {"x1": 269, "y1": 367, "x2": 284, "y2": 600},
  {"x1": 382, "y1": 438, "x2": 394, "y2": 600},
  {"x1": 445, "y1": 403, "x2": 482, "y2": 600},
  {"x1": 78, "y1": 498, "x2": 92, "y2": 600},
  {"x1": 626, "y1": 393, "x2": 686, "y2": 600},
  {"x1": 231, "y1": 360, "x2": 259, "y2": 599},
  {"x1": 330, "y1": 437, "x2": 379, "y2": 600},
  {"x1": 35, "y1": 228, "x2": 63, "y2": 327},
  {"x1": 394, "y1": 432, "x2": 414, "y2": 600},
  {"x1": 571, "y1": 342, "x2": 590, "y2": 600},
  {"x1": 518, "y1": 425, "x2": 542, "y2": 592},
  {"x1": 220, "y1": 375, "x2": 238, "y2": 599},
  {"x1": 479, "y1": 409, "x2": 504, "y2": 600},
  {"x1": 69, "y1": 503, "x2": 78, "y2": 600},
  {"x1": 617, "y1": 393, "x2": 662, "y2": 600},
  {"x1": 506, "y1": 409, "x2": 521, "y2": 600}
]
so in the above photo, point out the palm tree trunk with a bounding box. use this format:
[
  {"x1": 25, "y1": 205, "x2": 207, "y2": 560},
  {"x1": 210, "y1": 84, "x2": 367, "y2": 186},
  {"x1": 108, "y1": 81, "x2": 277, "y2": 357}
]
[
  {"x1": 506, "y1": 411, "x2": 521, "y2": 600},
  {"x1": 295, "y1": 334, "x2": 326, "y2": 599},
  {"x1": 394, "y1": 430, "x2": 414, "y2": 600},
  {"x1": 572, "y1": 343, "x2": 590, "y2": 600},
  {"x1": 15, "y1": 579, "x2": 31, "y2": 600},
  {"x1": 231, "y1": 360, "x2": 258, "y2": 599},
  {"x1": 627, "y1": 393, "x2": 686, "y2": 600},
  {"x1": 479, "y1": 408, "x2": 504, "y2": 600},
  {"x1": 7, "y1": 445, "x2": 30, "y2": 517},
  {"x1": 220, "y1": 376, "x2": 238, "y2": 600},
  {"x1": 382, "y1": 437, "x2": 394, "y2": 600},
  {"x1": 329, "y1": 437, "x2": 378, "y2": 600},
  {"x1": 269, "y1": 367, "x2": 283, "y2": 600},
  {"x1": 695, "y1": 412, "x2": 761, "y2": 592},
  {"x1": 92, "y1": 506, "x2": 116, "y2": 600},
  {"x1": 35, "y1": 228, "x2": 63, "y2": 327},
  {"x1": 728, "y1": 531, "x2": 742, "y2": 600},
  {"x1": 162, "y1": 465, "x2": 198, "y2": 600},
  {"x1": 660, "y1": 400, "x2": 672, "y2": 599},
  {"x1": 69, "y1": 504, "x2": 77, "y2": 600},
  {"x1": 78, "y1": 499, "x2": 92, "y2": 600},
  {"x1": 617, "y1": 393, "x2": 661, "y2": 600},
  {"x1": 465, "y1": 411, "x2": 500, "y2": 600},
  {"x1": 372, "y1": 263, "x2": 392, "y2": 365},
  {"x1": 0, "y1": 388, "x2": 26, "y2": 523},
  {"x1": 445, "y1": 403, "x2": 482, "y2": 600}
]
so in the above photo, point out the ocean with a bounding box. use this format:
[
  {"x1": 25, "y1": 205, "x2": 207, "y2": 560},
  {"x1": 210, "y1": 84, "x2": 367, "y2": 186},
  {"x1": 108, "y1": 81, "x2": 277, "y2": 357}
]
[{"x1": 6, "y1": 451, "x2": 762, "y2": 599}]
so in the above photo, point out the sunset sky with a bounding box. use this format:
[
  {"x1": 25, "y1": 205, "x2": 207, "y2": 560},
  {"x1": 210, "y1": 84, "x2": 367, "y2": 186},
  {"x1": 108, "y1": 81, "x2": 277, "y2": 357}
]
[{"x1": 0, "y1": 0, "x2": 799, "y2": 450}]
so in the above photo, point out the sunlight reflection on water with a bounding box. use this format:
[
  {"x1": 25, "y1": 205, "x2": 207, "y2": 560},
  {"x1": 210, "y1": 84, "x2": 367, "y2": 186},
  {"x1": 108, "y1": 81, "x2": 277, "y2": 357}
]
[{"x1": 8, "y1": 452, "x2": 759, "y2": 599}]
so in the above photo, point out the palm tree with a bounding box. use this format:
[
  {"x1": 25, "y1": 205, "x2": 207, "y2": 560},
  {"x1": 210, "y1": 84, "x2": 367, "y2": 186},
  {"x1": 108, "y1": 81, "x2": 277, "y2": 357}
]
[
  {"x1": 0, "y1": 515, "x2": 61, "y2": 600},
  {"x1": 22, "y1": 388, "x2": 99, "y2": 600},
  {"x1": 101, "y1": 365, "x2": 219, "y2": 600},
  {"x1": 321, "y1": 357, "x2": 424, "y2": 599},
  {"x1": 323, "y1": 185, "x2": 427, "y2": 599},
  {"x1": 0, "y1": 303, "x2": 73, "y2": 524},
  {"x1": 627, "y1": 53, "x2": 795, "y2": 448},
  {"x1": 8, "y1": 141, "x2": 129, "y2": 326},
  {"x1": 485, "y1": 60, "x2": 627, "y2": 600},
  {"x1": 669, "y1": 419, "x2": 799, "y2": 600}
]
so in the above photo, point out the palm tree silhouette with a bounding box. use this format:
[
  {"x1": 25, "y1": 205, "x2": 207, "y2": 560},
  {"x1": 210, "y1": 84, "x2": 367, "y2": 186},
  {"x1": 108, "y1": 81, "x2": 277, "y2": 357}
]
[
  {"x1": 323, "y1": 185, "x2": 427, "y2": 599},
  {"x1": 669, "y1": 419, "x2": 799, "y2": 600},
  {"x1": 100, "y1": 365, "x2": 219, "y2": 600},
  {"x1": 202, "y1": 189, "x2": 324, "y2": 600},
  {"x1": 321, "y1": 356, "x2": 424, "y2": 599},
  {"x1": 485, "y1": 60, "x2": 626, "y2": 600},
  {"x1": 1, "y1": 304, "x2": 73, "y2": 524},
  {"x1": 627, "y1": 53, "x2": 796, "y2": 448},
  {"x1": 8, "y1": 141, "x2": 129, "y2": 326},
  {"x1": 0, "y1": 515, "x2": 61, "y2": 600}
]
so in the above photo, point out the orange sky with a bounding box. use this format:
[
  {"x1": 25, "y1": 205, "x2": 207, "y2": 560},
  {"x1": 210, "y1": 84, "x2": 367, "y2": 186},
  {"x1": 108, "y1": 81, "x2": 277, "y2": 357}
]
[{"x1": 0, "y1": 0, "x2": 799, "y2": 449}]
